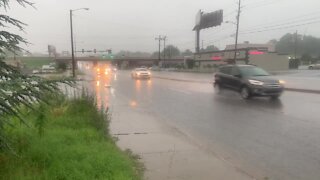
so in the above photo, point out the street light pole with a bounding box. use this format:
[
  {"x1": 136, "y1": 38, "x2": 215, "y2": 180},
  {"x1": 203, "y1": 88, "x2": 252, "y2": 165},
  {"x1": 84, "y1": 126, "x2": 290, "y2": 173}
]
[
  {"x1": 233, "y1": 0, "x2": 241, "y2": 64},
  {"x1": 70, "y1": 8, "x2": 89, "y2": 78},
  {"x1": 70, "y1": 10, "x2": 75, "y2": 78}
]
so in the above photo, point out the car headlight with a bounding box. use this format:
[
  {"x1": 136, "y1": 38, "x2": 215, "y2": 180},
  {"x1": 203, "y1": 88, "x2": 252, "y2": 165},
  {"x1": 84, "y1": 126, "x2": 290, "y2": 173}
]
[
  {"x1": 248, "y1": 79, "x2": 264, "y2": 86},
  {"x1": 279, "y1": 80, "x2": 285, "y2": 84},
  {"x1": 147, "y1": 72, "x2": 151, "y2": 75}
]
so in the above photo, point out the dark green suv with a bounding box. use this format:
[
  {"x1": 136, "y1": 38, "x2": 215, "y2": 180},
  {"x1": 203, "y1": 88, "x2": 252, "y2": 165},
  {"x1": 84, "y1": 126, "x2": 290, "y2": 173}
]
[{"x1": 214, "y1": 65, "x2": 284, "y2": 99}]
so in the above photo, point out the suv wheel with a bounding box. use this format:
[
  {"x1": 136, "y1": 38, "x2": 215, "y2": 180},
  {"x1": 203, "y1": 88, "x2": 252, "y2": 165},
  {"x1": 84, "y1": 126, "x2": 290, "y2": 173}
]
[
  {"x1": 214, "y1": 83, "x2": 221, "y2": 94},
  {"x1": 240, "y1": 87, "x2": 251, "y2": 99}
]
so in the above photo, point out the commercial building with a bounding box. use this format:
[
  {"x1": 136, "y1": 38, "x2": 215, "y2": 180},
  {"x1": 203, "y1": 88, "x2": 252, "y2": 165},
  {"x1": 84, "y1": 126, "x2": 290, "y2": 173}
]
[{"x1": 194, "y1": 42, "x2": 291, "y2": 72}]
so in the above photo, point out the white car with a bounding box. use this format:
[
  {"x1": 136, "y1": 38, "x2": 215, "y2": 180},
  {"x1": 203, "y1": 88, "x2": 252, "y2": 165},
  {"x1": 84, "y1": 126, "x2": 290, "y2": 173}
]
[
  {"x1": 41, "y1": 65, "x2": 55, "y2": 73},
  {"x1": 131, "y1": 68, "x2": 151, "y2": 79},
  {"x1": 32, "y1": 70, "x2": 40, "y2": 74},
  {"x1": 309, "y1": 64, "x2": 320, "y2": 70}
]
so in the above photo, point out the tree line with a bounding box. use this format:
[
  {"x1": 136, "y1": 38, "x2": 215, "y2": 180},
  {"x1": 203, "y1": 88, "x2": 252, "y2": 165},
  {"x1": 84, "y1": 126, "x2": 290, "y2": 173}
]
[{"x1": 272, "y1": 33, "x2": 320, "y2": 64}]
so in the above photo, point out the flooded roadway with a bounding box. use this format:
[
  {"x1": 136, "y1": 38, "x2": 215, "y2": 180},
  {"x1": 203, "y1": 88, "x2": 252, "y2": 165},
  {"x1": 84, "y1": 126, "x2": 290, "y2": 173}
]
[{"x1": 79, "y1": 62, "x2": 320, "y2": 180}]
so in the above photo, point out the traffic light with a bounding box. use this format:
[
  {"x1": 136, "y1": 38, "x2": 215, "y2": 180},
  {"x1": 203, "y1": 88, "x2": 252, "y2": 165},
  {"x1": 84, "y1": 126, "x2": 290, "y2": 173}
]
[
  {"x1": 82, "y1": 49, "x2": 84, "y2": 53},
  {"x1": 94, "y1": 49, "x2": 96, "y2": 53}
]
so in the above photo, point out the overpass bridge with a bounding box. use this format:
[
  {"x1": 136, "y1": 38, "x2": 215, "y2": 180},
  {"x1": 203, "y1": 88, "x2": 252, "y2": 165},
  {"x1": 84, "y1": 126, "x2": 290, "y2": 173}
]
[{"x1": 55, "y1": 56, "x2": 184, "y2": 68}]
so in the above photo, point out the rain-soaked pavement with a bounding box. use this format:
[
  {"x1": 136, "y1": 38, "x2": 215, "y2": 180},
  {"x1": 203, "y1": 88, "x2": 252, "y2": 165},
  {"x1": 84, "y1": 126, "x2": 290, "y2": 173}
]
[{"x1": 78, "y1": 62, "x2": 320, "y2": 180}]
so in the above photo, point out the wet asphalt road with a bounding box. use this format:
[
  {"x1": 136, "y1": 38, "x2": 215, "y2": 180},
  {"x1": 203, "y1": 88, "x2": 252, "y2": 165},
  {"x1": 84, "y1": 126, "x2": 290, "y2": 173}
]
[{"x1": 80, "y1": 64, "x2": 320, "y2": 180}]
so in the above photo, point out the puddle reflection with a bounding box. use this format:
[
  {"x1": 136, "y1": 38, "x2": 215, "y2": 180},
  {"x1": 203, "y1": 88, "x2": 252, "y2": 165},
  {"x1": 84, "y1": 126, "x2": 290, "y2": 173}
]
[
  {"x1": 130, "y1": 100, "x2": 138, "y2": 107},
  {"x1": 135, "y1": 80, "x2": 141, "y2": 92},
  {"x1": 214, "y1": 90, "x2": 284, "y2": 112},
  {"x1": 134, "y1": 79, "x2": 153, "y2": 92},
  {"x1": 78, "y1": 61, "x2": 115, "y2": 110}
]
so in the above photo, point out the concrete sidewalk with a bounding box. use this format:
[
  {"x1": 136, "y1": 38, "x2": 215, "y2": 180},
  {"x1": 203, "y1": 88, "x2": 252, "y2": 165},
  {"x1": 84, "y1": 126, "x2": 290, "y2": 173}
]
[{"x1": 110, "y1": 99, "x2": 254, "y2": 180}]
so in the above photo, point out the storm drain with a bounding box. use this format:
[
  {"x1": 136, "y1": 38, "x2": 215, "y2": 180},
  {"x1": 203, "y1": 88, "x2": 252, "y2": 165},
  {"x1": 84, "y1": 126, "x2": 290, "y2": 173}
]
[{"x1": 113, "y1": 132, "x2": 149, "y2": 136}]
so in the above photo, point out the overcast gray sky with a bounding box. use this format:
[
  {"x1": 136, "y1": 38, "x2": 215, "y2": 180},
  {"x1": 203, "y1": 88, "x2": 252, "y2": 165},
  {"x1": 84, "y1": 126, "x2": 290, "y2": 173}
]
[{"x1": 5, "y1": 0, "x2": 320, "y2": 54}]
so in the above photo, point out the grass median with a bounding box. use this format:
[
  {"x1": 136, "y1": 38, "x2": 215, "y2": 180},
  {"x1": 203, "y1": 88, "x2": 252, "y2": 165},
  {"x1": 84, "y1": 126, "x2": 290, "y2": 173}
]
[{"x1": 0, "y1": 94, "x2": 143, "y2": 180}]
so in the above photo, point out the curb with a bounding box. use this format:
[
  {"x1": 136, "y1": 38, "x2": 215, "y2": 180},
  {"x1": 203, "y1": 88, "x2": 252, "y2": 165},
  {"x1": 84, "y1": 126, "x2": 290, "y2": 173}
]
[
  {"x1": 283, "y1": 88, "x2": 320, "y2": 94},
  {"x1": 153, "y1": 76, "x2": 320, "y2": 94}
]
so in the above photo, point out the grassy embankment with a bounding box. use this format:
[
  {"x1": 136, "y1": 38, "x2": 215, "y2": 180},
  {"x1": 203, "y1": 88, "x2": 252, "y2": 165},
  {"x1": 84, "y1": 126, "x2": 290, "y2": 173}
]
[
  {"x1": 0, "y1": 94, "x2": 143, "y2": 180},
  {"x1": 6, "y1": 56, "x2": 53, "y2": 69}
]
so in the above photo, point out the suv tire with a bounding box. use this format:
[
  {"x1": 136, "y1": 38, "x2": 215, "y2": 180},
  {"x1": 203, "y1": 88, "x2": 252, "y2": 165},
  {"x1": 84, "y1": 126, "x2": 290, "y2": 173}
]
[
  {"x1": 270, "y1": 95, "x2": 280, "y2": 100},
  {"x1": 240, "y1": 86, "x2": 251, "y2": 99},
  {"x1": 214, "y1": 83, "x2": 221, "y2": 94}
]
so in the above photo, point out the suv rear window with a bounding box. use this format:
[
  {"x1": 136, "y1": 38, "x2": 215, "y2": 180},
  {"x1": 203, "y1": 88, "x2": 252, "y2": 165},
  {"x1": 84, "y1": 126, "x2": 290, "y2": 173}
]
[
  {"x1": 239, "y1": 66, "x2": 269, "y2": 76},
  {"x1": 219, "y1": 66, "x2": 232, "y2": 75}
]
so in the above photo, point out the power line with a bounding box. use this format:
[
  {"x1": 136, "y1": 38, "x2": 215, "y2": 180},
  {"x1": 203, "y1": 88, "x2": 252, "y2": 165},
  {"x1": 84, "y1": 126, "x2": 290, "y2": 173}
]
[
  {"x1": 240, "y1": 10, "x2": 320, "y2": 32},
  {"x1": 242, "y1": 0, "x2": 275, "y2": 6},
  {"x1": 240, "y1": 20, "x2": 320, "y2": 35},
  {"x1": 240, "y1": 16, "x2": 320, "y2": 33},
  {"x1": 242, "y1": 0, "x2": 285, "y2": 10}
]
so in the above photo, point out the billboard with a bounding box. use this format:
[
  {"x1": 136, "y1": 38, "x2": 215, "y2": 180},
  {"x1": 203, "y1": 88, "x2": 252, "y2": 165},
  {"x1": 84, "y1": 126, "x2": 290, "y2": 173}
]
[
  {"x1": 195, "y1": 10, "x2": 202, "y2": 27},
  {"x1": 193, "y1": 10, "x2": 223, "y2": 31},
  {"x1": 48, "y1": 45, "x2": 57, "y2": 57}
]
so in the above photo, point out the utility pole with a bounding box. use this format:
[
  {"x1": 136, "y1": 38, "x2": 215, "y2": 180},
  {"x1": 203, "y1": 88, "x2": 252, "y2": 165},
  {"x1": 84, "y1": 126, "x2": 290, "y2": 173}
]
[
  {"x1": 163, "y1": 36, "x2": 167, "y2": 61},
  {"x1": 155, "y1": 35, "x2": 162, "y2": 61},
  {"x1": 233, "y1": 0, "x2": 241, "y2": 64},
  {"x1": 155, "y1": 35, "x2": 165, "y2": 65},
  {"x1": 294, "y1": 30, "x2": 298, "y2": 60}
]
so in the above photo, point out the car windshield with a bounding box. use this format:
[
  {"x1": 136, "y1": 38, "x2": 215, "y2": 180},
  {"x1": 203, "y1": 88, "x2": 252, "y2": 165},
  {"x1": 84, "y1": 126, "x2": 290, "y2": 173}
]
[
  {"x1": 239, "y1": 66, "x2": 270, "y2": 76},
  {"x1": 136, "y1": 68, "x2": 148, "y2": 71}
]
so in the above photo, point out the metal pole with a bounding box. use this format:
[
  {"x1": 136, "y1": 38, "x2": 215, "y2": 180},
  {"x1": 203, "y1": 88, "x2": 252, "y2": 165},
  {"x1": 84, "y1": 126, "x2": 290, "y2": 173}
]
[
  {"x1": 163, "y1": 36, "x2": 166, "y2": 61},
  {"x1": 233, "y1": 0, "x2": 241, "y2": 64},
  {"x1": 294, "y1": 30, "x2": 298, "y2": 60},
  {"x1": 196, "y1": 29, "x2": 200, "y2": 53},
  {"x1": 158, "y1": 35, "x2": 161, "y2": 61},
  {"x1": 70, "y1": 10, "x2": 75, "y2": 78}
]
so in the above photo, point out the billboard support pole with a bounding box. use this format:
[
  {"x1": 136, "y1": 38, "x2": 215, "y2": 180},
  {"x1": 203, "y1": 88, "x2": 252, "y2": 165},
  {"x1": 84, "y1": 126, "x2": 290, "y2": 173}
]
[
  {"x1": 196, "y1": 29, "x2": 200, "y2": 53},
  {"x1": 193, "y1": 9, "x2": 223, "y2": 54}
]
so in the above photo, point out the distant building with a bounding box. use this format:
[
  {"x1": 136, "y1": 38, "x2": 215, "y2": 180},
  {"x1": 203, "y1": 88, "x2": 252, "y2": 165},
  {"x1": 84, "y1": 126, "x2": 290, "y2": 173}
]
[
  {"x1": 61, "y1": 51, "x2": 70, "y2": 57},
  {"x1": 193, "y1": 41, "x2": 291, "y2": 72},
  {"x1": 225, "y1": 41, "x2": 276, "y2": 52},
  {"x1": 48, "y1": 45, "x2": 57, "y2": 57}
]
